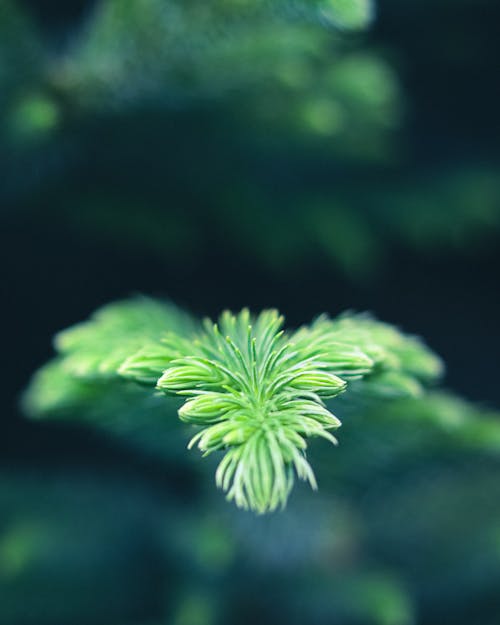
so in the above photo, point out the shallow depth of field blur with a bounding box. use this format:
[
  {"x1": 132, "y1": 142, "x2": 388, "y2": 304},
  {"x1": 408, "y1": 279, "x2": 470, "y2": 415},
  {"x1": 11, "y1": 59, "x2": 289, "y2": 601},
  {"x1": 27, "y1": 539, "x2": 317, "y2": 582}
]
[{"x1": 2, "y1": 1, "x2": 500, "y2": 624}]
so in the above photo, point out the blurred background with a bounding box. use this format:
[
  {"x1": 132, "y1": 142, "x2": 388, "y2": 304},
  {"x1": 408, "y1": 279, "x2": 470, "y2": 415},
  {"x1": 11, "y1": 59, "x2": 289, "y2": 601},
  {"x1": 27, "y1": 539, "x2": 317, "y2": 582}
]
[{"x1": 1, "y1": 1, "x2": 500, "y2": 624}]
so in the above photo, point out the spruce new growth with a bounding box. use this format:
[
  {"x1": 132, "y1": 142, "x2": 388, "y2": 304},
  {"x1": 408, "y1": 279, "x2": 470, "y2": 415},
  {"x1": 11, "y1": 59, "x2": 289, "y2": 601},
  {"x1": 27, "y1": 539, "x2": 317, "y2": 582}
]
[{"x1": 24, "y1": 297, "x2": 444, "y2": 513}]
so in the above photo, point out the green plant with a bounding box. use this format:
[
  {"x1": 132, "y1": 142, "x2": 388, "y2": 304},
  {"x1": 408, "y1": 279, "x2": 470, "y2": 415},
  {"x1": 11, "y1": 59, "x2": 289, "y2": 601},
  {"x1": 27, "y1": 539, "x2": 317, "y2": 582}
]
[{"x1": 24, "y1": 297, "x2": 445, "y2": 513}]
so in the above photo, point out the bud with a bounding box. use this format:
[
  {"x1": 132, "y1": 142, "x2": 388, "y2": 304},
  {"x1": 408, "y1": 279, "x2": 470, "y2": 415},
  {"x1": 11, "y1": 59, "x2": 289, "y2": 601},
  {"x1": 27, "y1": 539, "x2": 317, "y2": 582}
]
[
  {"x1": 290, "y1": 370, "x2": 347, "y2": 398},
  {"x1": 296, "y1": 401, "x2": 342, "y2": 428},
  {"x1": 178, "y1": 393, "x2": 234, "y2": 424},
  {"x1": 157, "y1": 358, "x2": 226, "y2": 393}
]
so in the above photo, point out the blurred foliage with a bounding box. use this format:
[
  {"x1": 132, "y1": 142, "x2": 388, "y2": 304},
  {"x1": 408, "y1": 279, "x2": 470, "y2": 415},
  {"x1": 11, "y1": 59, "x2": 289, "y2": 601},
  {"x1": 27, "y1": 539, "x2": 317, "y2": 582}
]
[
  {"x1": 2, "y1": 0, "x2": 498, "y2": 279},
  {"x1": 0, "y1": 471, "x2": 168, "y2": 625},
  {"x1": 53, "y1": 297, "x2": 197, "y2": 379},
  {"x1": 6, "y1": 388, "x2": 500, "y2": 624}
]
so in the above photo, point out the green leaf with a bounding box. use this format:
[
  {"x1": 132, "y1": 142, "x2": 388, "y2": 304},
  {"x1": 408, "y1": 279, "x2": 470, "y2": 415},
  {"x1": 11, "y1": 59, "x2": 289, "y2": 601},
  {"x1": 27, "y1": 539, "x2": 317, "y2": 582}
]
[
  {"x1": 159, "y1": 309, "x2": 344, "y2": 513},
  {"x1": 55, "y1": 297, "x2": 197, "y2": 379},
  {"x1": 119, "y1": 335, "x2": 196, "y2": 385},
  {"x1": 22, "y1": 358, "x2": 190, "y2": 460},
  {"x1": 295, "y1": 313, "x2": 444, "y2": 397}
]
